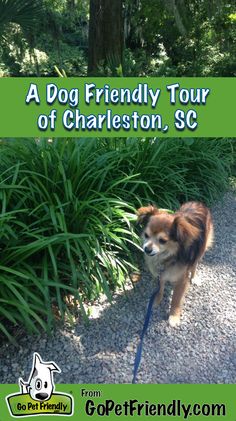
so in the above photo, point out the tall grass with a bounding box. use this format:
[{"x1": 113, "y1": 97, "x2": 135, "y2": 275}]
[{"x1": 0, "y1": 138, "x2": 234, "y2": 342}]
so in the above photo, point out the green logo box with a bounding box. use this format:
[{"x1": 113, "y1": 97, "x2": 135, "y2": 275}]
[{"x1": 7, "y1": 393, "x2": 73, "y2": 417}]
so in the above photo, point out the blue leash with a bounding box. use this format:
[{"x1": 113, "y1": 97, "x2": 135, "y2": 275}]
[{"x1": 132, "y1": 284, "x2": 160, "y2": 384}]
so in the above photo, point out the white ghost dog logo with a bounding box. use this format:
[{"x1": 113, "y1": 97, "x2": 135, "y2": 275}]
[{"x1": 19, "y1": 353, "x2": 61, "y2": 402}]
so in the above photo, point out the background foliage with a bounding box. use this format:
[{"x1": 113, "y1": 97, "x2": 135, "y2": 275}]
[{"x1": 0, "y1": 0, "x2": 235, "y2": 76}]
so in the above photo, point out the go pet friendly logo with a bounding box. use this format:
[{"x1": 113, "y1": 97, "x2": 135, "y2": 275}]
[{"x1": 6, "y1": 353, "x2": 74, "y2": 417}]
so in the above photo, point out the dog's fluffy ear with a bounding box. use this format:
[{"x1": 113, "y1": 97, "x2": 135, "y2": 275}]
[
  {"x1": 170, "y1": 216, "x2": 200, "y2": 246},
  {"x1": 136, "y1": 205, "x2": 159, "y2": 225}
]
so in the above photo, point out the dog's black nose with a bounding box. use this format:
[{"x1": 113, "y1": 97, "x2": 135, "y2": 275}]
[
  {"x1": 35, "y1": 393, "x2": 49, "y2": 401},
  {"x1": 144, "y1": 246, "x2": 153, "y2": 255}
]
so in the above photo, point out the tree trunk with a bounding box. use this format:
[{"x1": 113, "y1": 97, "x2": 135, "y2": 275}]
[
  {"x1": 67, "y1": 0, "x2": 76, "y2": 11},
  {"x1": 88, "y1": 0, "x2": 123, "y2": 75},
  {"x1": 165, "y1": 0, "x2": 186, "y2": 36}
]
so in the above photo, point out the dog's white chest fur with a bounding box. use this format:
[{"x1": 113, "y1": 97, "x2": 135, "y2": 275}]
[
  {"x1": 144, "y1": 254, "x2": 163, "y2": 278},
  {"x1": 145, "y1": 253, "x2": 186, "y2": 284}
]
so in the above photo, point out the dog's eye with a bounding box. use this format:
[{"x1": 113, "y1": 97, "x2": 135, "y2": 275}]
[
  {"x1": 35, "y1": 379, "x2": 42, "y2": 390},
  {"x1": 159, "y1": 238, "x2": 167, "y2": 244},
  {"x1": 44, "y1": 382, "x2": 48, "y2": 388},
  {"x1": 144, "y1": 232, "x2": 149, "y2": 239}
]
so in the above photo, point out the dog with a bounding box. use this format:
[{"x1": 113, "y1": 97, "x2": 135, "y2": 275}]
[
  {"x1": 19, "y1": 353, "x2": 60, "y2": 401},
  {"x1": 137, "y1": 202, "x2": 213, "y2": 327}
]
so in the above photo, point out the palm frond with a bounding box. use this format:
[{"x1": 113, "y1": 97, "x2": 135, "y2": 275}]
[{"x1": 0, "y1": 0, "x2": 43, "y2": 32}]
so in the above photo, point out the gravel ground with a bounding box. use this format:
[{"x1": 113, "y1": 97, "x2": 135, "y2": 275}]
[{"x1": 0, "y1": 192, "x2": 235, "y2": 384}]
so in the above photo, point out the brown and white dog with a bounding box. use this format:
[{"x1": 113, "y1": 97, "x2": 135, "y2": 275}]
[{"x1": 137, "y1": 202, "x2": 213, "y2": 327}]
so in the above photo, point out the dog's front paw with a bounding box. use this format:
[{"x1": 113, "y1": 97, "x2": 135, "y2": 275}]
[
  {"x1": 169, "y1": 314, "x2": 180, "y2": 327},
  {"x1": 191, "y1": 273, "x2": 203, "y2": 286}
]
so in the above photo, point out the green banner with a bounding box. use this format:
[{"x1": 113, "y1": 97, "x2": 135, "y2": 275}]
[
  {"x1": 0, "y1": 77, "x2": 235, "y2": 137},
  {"x1": 1, "y1": 384, "x2": 235, "y2": 420}
]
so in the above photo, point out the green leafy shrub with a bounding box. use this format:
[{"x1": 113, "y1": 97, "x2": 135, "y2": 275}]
[
  {"x1": 18, "y1": 42, "x2": 87, "y2": 76},
  {"x1": 0, "y1": 138, "x2": 234, "y2": 341}
]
